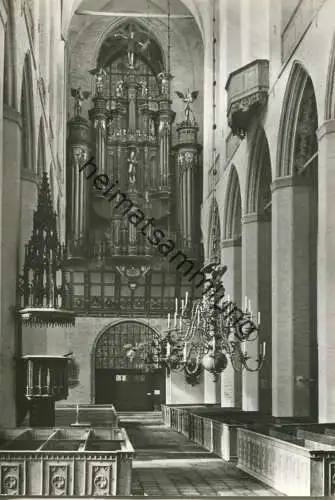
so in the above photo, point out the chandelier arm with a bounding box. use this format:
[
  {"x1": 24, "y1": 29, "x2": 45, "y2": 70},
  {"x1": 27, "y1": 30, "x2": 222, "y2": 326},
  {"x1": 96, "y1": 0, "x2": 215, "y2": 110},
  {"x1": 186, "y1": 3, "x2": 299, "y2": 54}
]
[{"x1": 241, "y1": 354, "x2": 265, "y2": 372}]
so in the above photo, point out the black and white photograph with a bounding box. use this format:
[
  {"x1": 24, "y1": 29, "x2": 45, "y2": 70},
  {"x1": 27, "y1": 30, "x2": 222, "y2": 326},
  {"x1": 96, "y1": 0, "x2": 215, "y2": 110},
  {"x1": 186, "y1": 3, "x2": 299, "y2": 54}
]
[{"x1": 0, "y1": 0, "x2": 333, "y2": 497}]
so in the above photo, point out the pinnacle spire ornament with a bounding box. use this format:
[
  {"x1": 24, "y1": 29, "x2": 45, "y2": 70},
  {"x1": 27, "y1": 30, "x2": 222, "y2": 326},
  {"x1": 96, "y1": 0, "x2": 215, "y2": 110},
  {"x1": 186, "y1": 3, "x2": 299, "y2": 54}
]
[{"x1": 17, "y1": 171, "x2": 75, "y2": 327}]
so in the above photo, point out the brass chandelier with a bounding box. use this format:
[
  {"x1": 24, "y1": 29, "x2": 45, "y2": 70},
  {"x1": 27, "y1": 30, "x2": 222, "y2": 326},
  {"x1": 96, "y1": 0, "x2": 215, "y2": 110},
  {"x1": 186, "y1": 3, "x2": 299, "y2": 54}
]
[{"x1": 125, "y1": 261, "x2": 266, "y2": 384}]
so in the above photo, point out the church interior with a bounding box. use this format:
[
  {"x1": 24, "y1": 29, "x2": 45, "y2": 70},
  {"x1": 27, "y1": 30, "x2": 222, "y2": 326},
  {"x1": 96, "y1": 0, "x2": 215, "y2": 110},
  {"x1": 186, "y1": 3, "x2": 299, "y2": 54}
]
[{"x1": 0, "y1": 0, "x2": 335, "y2": 496}]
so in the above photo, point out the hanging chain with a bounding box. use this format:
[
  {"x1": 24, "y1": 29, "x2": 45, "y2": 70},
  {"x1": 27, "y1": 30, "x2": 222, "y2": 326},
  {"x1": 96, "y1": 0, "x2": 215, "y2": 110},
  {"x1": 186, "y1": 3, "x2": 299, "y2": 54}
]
[
  {"x1": 212, "y1": 0, "x2": 217, "y2": 181},
  {"x1": 167, "y1": 0, "x2": 171, "y2": 101}
]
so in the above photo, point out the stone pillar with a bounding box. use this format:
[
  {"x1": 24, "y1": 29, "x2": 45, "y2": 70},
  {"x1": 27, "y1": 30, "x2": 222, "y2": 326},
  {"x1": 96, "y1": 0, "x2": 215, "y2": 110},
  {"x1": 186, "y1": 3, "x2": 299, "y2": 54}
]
[
  {"x1": 1, "y1": 106, "x2": 21, "y2": 426},
  {"x1": 241, "y1": 214, "x2": 259, "y2": 411},
  {"x1": 240, "y1": 0, "x2": 269, "y2": 65},
  {"x1": 271, "y1": 177, "x2": 312, "y2": 417},
  {"x1": 220, "y1": 238, "x2": 242, "y2": 408},
  {"x1": 165, "y1": 371, "x2": 172, "y2": 404},
  {"x1": 317, "y1": 120, "x2": 335, "y2": 422},
  {"x1": 0, "y1": 4, "x2": 17, "y2": 427},
  {"x1": 204, "y1": 370, "x2": 218, "y2": 404}
]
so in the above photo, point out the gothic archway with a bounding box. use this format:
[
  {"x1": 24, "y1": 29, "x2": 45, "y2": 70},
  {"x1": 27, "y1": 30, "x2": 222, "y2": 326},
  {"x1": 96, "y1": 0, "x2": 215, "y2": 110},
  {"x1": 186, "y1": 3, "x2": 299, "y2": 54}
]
[
  {"x1": 224, "y1": 165, "x2": 242, "y2": 242},
  {"x1": 21, "y1": 53, "x2": 35, "y2": 173},
  {"x1": 3, "y1": 4, "x2": 16, "y2": 109},
  {"x1": 274, "y1": 65, "x2": 318, "y2": 418},
  {"x1": 246, "y1": 127, "x2": 272, "y2": 414},
  {"x1": 208, "y1": 198, "x2": 221, "y2": 264},
  {"x1": 37, "y1": 118, "x2": 46, "y2": 177},
  {"x1": 325, "y1": 31, "x2": 335, "y2": 120},
  {"x1": 93, "y1": 321, "x2": 165, "y2": 411}
]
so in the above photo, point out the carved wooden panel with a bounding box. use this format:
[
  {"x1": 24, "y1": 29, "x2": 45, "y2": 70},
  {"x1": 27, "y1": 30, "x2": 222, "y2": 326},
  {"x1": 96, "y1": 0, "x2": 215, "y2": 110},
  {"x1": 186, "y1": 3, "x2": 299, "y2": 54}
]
[
  {"x1": 328, "y1": 461, "x2": 335, "y2": 496},
  {"x1": 237, "y1": 428, "x2": 312, "y2": 496},
  {"x1": 47, "y1": 463, "x2": 70, "y2": 496},
  {"x1": 87, "y1": 460, "x2": 117, "y2": 496},
  {"x1": 0, "y1": 462, "x2": 23, "y2": 496}
]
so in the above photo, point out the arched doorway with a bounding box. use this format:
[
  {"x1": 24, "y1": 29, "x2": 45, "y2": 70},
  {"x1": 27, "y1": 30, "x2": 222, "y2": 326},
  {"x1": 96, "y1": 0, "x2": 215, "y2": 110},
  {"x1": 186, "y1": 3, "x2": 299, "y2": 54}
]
[{"x1": 94, "y1": 321, "x2": 166, "y2": 411}]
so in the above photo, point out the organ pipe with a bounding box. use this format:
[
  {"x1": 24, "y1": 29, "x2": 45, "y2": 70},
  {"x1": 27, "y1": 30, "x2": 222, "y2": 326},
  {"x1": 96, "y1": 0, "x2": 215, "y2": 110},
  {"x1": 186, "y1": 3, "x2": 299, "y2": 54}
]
[
  {"x1": 67, "y1": 116, "x2": 90, "y2": 244},
  {"x1": 174, "y1": 122, "x2": 200, "y2": 255}
]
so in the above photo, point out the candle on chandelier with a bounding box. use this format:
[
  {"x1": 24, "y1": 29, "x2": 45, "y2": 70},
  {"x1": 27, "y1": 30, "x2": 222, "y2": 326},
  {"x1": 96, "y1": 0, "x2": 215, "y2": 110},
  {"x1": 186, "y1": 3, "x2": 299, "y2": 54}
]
[
  {"x1": 174, "y1": 312, "x2": 177, "y2": 327},
  {"x1": 166, "y1": 341, "x2": 171, "y2": 357},
  {"x1": 244, "y1": 296, "x2": 248, "y2": 311},
  {"x1": 179, "y1": 316, "x2": 182, "y2": 330},
  {"x1": 262, "y1": 342, "x2": 266, "y2": 357},
  {"x1": 248, "y1": 299, "x2": 251, "y2": 312},
  {"x1": 175, "y1": 298, "x2": 178, "y2": 314},
  {"x1": 257, "y1": 312, "x2": 261, "y2": 324},
  {"x1": 167, "y1": 313, "x2": 171, "y2": 329},
  {"x1": 183, "y1": 343, "x2": 187, "y2": 361},
  {"x1": 181, "y1": 299, "x2": 185, "y2": 315},
  {"x1": 185, "y1": 291, "x2": 189, "y2": 309}
]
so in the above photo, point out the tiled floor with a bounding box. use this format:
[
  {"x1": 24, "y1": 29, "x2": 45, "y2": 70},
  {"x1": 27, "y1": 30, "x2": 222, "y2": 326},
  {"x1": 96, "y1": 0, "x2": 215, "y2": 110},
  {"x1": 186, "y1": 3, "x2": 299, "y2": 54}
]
[{"x1": 121, "y1": 415, "x2": 284, "y2": 497}]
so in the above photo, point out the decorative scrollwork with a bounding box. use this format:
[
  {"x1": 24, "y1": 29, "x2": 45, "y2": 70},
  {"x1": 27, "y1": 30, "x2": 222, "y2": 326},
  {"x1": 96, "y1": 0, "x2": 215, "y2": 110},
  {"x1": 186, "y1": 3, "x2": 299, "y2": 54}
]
[
  {"x1": 3, "y1": 475, "x2": 17, "y2": 490},
  {"x1": 94, "y1": 475, "x2": 108, "y2": 490},
  {"x1": 51, "y1": 475, "x2": 66, "y2": 490}
]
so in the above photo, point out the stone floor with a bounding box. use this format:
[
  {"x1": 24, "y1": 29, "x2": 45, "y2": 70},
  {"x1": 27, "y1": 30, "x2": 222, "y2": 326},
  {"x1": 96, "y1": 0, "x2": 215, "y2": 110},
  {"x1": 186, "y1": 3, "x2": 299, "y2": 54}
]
[{"x1": 120, "y1": 414, "x2": 284, "y2": 497}]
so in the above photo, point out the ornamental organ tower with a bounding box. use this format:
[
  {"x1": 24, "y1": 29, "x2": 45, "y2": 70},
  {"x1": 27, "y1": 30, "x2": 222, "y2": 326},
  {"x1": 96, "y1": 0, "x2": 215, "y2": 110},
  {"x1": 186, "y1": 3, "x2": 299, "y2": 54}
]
[{"x1": 66, "y1": 22, "x2": 202, "y2": 317}]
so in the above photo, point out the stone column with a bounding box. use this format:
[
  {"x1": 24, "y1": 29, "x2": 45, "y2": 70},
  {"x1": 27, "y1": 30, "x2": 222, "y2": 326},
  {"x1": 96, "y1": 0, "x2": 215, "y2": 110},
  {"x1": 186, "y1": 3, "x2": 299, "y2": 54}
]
[
  {"x1": 271, "y1": 177, "x2": 312, "y2": 417},
  {"x1": 220, "y1": 238, "x2": 242, "y2": 408},
  {"x1": 317, "y1": 120, "x2": 335, "y2": 422},
  {"x1": 204, "y1": 370, "x2": 218, "y2": 404},
  {"x1": 1, "y1": 105, "x2": 21, "y2": 426},
  {"x1": 241, "y1": 214, "x2": 259, "y2": 411},
  {"x1": 0, "y1": 5, "x2": 17, "y2": 427},
  {"x1": 240, "y1": 0, "x2": 269, "y2": 65},
  {"x1": 165, "y1": 371, "x2": 172, "y2": 404}
]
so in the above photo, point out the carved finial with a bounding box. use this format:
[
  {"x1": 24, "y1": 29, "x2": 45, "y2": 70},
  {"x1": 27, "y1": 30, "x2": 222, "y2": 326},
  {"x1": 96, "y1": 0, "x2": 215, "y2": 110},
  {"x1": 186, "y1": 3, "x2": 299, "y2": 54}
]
[
  {"x1": 175, "y1": 89, "x2": 199, "y2": 123},
  {"x1": 71, "y1": 87, "x2": 91, "y2": 117},
  {"x1": 89, "y1": 67, "x2": 107, "y2": 96}
]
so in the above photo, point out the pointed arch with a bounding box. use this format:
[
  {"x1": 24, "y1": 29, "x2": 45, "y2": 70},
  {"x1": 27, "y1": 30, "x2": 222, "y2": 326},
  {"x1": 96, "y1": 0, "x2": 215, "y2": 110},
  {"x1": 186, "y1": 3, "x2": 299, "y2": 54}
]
[
  {"x1": 37, "y1": 118, "x2": 46, "y2": 177},
  {"x1": 3, "y1": 3, "x2": 16, "y2": 108},
  {"x1": 223, "y1": 166, "x2": 242, "y2": 241},
  {"x1": 277, "y1": 62, "x2": 318, "y2": 177},
  {"x1": 64, "y1": 0, "x2": 204, "y2": 45},
  {"x1": 91, "y1": 320, "x2": 162, "y2": 405},
  {"x1": 207, "y1": 198, "x2": 221, "y2": 263},
  {"x1": 246, "y1": 127, "x2": 272, "y2": 215},
  {"x1": 20, "y1": 53, "x2": 35, "y2": 172},
  {"x1": 38, "y1": 0, "x2": 49, "y2": 82},
  {"x1": 49, "y1": 164, "x2": 54, "y2": 207},
  {"x1": 325, "y1": 31, "x2": 335, "y2": 120},
  {"x1": 97, "y1": 19, "x2": 166, "y2": 75}
]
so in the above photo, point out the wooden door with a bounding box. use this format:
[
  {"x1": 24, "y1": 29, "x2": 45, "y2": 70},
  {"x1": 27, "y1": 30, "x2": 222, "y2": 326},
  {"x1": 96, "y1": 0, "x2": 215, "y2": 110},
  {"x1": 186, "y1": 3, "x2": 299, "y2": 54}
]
[
  {"x1": 94, "y1": 321, "x2": 166, "y2": 410},
  {"x1": 96, "y1": 369, "x2": 157, "y2": 410}
]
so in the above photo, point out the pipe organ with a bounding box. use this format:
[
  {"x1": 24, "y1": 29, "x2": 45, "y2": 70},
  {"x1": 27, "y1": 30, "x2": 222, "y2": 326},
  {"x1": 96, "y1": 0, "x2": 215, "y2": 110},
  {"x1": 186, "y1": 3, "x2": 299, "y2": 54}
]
[
  {"x1": 175, "y1": 121, "x2": 201, "y2": 255},
  {"x1": 66, "y1": 22, "x2": 202, "y2": 315},
  {"x1": 67, "y1": 115, "x2": 90, "y2": 246}
]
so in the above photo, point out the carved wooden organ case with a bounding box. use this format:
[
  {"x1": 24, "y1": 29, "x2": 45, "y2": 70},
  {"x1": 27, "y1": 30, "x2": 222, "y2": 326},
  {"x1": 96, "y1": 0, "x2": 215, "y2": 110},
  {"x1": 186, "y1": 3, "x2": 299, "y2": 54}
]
[{"x1": 66, "y1": 23, "x2": 202, "y2": 315}]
